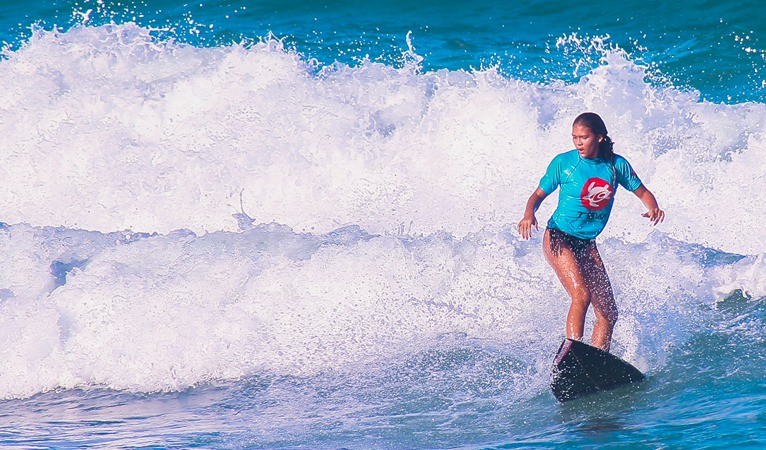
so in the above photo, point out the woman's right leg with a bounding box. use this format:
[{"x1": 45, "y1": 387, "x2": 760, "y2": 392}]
[{"x1": 543, "y1": 229, "x2": 591, "y2": 341}]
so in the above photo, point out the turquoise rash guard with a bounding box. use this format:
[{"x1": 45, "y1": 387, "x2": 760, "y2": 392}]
[{"x1": 539, "y1": 150, "x2": 643, "y2": 240}]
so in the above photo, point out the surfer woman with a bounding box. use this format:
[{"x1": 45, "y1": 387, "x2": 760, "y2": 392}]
[{"x1": 518, "y1": 112, "x2": 664, "y2": 351}]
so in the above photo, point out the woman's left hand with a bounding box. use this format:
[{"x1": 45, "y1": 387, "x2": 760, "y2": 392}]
[{"x1": 642, "y1": 208, "x2": 665, "y2": 226}]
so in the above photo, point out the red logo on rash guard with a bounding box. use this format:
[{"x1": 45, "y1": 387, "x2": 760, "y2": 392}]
[{"x1": 580, "y1": 178, "x2": 613, "y2": 211}]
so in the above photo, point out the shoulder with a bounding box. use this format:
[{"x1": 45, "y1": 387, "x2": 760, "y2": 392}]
[
  {"x1": 612, "y1": 153, "x2": 643, "y2": 187},
  {"x1": 612, "y1": 153, "x2": 635, "y2": 171},
  {"x1": 613, "y1": 153, "x2": 631, "y2": 165}
]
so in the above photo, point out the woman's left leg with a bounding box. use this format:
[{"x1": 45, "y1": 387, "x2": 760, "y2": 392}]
[{"x1": 579, "y1": 243, "x2": 618, "y2": 351}]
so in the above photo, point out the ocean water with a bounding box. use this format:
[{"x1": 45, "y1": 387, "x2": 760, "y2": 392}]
[{"x1": 0, "y1": 0, "x2": 765, "y2": 448}]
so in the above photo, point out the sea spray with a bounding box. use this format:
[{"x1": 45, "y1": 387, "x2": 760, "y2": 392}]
[
  {"x1": 1, "y1": 25, "x2": 766, "y2": 255},
  {"x1": 0, "y1": 222, "x2": 756, "y2": 400}
]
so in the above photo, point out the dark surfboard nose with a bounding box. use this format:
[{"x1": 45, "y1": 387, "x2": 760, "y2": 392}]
[{"x1": 551, "y1": 338, "x2": 645, "y2": 402}]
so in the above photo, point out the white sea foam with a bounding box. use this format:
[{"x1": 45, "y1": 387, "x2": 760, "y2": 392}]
[
  {"x1": 1, "y1": 24, "x2": 765, "y2": 399},
  {"x1": 0, "y1": 221, "x2": 753, "y2": 399},
  {"x1": 711, "y1": 253, "x2": 766, "y2": 300},
  {"x1": 1, "y1": 24, "x2": 765, "y2": 254}
]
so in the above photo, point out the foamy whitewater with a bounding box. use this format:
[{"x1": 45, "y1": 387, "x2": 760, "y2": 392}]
[
  {"x1": 0, "y1": 3, "x2": 765, "y2": 447},
  {"x1": 3, "y1": 24, "x2": 766, "y2": 254}
]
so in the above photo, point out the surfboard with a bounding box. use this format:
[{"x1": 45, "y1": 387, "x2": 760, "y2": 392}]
[{"x1": 550, "y1": 338, "x2": 644, "y2": 402}]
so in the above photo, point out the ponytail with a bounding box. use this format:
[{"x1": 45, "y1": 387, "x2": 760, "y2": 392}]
[{"x1": 600, "y1": 135, "x2": 615, "y2": 161}]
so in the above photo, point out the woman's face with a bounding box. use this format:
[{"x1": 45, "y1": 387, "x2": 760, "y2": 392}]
[{"x1": 572, "y1": 124, "x2": 602, "y2": 159}]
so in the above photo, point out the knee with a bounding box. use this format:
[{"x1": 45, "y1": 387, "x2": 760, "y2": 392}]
[
  {"x1": 597, "y1": 305, "x2": 618, "y2": 327},
  {"x1": 570, "y1": 288, "x2": 592, "y2": 308}
]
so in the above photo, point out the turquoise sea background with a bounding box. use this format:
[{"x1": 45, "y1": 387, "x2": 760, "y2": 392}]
[
  {"x1": 0, "y1": 0, "x2": 765, "y2": 448},
  {"x1": 3, "y1": 0, "x2": 765, "y2": 103}
]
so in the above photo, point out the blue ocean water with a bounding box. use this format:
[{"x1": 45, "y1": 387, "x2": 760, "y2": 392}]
[
  {"x1": 3, "y1": 0, "x2": 766, "y2": 103},
  {"x1": 0, "y1": 0, "x2": 765, "y2": 448}
]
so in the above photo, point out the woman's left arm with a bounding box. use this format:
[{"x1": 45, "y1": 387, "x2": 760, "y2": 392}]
[{"x1": 632, "y1": 185, "x2": 665, "y2": 225}]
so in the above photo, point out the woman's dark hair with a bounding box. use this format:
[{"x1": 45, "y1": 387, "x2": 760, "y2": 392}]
[{"x1": 573, "y1": 112, "x2": 614, "y2": 161}]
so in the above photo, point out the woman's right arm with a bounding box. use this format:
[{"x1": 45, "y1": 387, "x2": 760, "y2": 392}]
[{"x1": 518, "y1": 187, "x2": 548, "y2": 239}]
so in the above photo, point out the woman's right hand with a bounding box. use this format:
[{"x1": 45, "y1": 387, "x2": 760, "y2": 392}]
[
  {"x1": 518, "y1": 214, "x2": 538, "y2": 240},
  {"x1": 518, "y1": 188, "x2": 547, "y2": 240}
]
